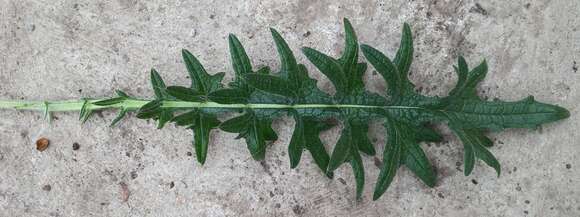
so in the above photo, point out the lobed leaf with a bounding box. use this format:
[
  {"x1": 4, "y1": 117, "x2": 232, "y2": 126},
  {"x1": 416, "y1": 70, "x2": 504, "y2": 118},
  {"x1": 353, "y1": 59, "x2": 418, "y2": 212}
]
[{"x1": 84, "y1": 18, "x2": 570, "y2": 200}]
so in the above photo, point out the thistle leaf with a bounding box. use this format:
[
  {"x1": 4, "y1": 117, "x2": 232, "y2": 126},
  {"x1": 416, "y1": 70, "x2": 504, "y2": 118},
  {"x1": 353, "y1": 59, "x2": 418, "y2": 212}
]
[{"x1": 56, "y1": 18, "x2": 569, "y2": 200}]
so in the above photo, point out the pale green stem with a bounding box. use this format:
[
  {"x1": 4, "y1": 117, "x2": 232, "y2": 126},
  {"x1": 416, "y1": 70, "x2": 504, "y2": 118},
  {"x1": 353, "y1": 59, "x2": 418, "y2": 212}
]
[{"x1": 0, "y1": 99, "x2": 422, "y2": 113}]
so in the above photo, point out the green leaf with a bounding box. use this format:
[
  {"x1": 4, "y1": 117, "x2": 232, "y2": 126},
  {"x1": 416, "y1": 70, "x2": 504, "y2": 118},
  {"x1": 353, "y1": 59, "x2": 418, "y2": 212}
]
[
  {"x1": 350, "y1": 149, "x2": 365, "y2": 199},
  {"x1": 393, "y1": 23, "x2": 413, "y2": 77},
  {"x1": 151, "y1": 69, "x2": 170, "y2": 99},
  {"x1": 166, "y1": 86, "x2": 203, "y2": 102},
  {"x1": 93, "y1": 97, "x2": 125, "y2": 106},
  {"x1": 361, "y1": 44, "x2": 408, "y2": 95},
  {"x1": 270, "y1": 28, "x2": 299, "y2": 83},
  {"x1": 339, "y1": 18, "x2": 365, "y2": 92},
  {"x1": 219, "y1": 111, "x2": 277, "y2": 160},
  {"x1": 403, "y1": 141, "x2": 436, "y2": 187},
  {"x1": 157, "y1": 109, "x2": 172, "y2": 129},
  {"x1": 448, "y1": 57, "x2": 487, "y2": 99},
  {"x1": 66, "y1": 19, "x2": 569, "y2": 200},
  {"x1": 110, "y1": 109, "x2": 127, "y2": 127},
  {"x1": 288, "y1": 115, "x2": 332, "y2": 175},
  {"x1": 326, "y1": 122, "x2": 371, "y2": 199},
  {"x1": 172, "y1": 110, "x2": 220, "y2": 164},
  {"x1": 182, "y1": 49, "x2": 224, "y2": 94},
  {"x1": 208, "y1": 88, "x2": 248, "y2": 104},
  {"x1": 79, "y1": 99, "x2": 92, "y2": 124},
  {"x1": 192, "y1": 112, "x2": 221, "y2": 164},
  {"x1": 136, "y1": 100, "x2": 162, "y2": 119},
  {"x1": 452, "y1": 127, "x2": 499, "y2": 176},
  {"x1": 243, "y1": 74, "x2": 298, "y2": 98},
  {"x1": 373, "y1": 119, "x2": 403, "y2": 200},
  {"x1": 327, "y1": 126, "x2": 354, "y2": 174},
  {"x1": 228, "y1": 34, "x2": 253, "y2": 76},
  {"x1": 302, "y1": 47, "x2": 347, "y2": 93}
]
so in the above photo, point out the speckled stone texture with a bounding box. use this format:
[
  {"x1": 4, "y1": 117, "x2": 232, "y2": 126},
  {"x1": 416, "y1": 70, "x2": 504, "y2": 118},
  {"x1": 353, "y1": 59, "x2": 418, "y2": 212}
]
[{"x1": 0, "y1": 0, "x2": 578, "y2": 216}]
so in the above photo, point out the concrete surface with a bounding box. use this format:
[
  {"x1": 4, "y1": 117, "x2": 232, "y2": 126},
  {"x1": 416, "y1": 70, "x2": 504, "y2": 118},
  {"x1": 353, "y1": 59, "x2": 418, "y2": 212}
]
[{"x1": 0, "y1": 0, "x2": 579, "y2": 216}]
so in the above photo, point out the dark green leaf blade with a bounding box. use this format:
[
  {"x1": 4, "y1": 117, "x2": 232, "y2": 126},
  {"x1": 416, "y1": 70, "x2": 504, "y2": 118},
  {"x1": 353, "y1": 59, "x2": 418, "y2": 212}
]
[
  {"x1": 192, "y1": 112, "x2": 221, "y2": 165},
  {"x1": 448, "y1": 58, "x2": 488, "y2": 99},
  {"x1": 288, "y1": 116, "x2": 332, "y2": 174},
  {"x1": 167, "y1": 86, "x2": 203, "y2": 102},
  {"x1": 445, "y1": 97, "x2": 570, "y2": 130},
  {"x1": 373, "y1": 119, "x2": 404, "y2": 200},
  {"x1": 219, "y1": 113, "x2": 251, "y2": 133},
  {"x1": 302, "y1": 47, "x2": 347, "y2": 93},
  {"x1": 244, "y1": 73, "x2": 297, "y2": 98},
  {"x1": 393, "y1": 23, "x2": 413, "y2": 77},
  {"x1": 270, "y1": 28, "x2": 299, "y2": 83},
  {"x1": 182, "y1": 49, "x2": 224, "y2": 94},
  {"x1": 327, "y1": 127, "x2": 352, "y2": 174},
  {"x1": 361, "y1": 44, "x2": 406, "y2": 95},
  {"x1": 157, "y1": 109, "x2": 172, "y2": 129},
  {"x1": 110, "y1": 109, "x2": 127, "y2": 127},
  {"x1": 349, "y1": 150, "x2": 365, "y2": 199},
  {"x1": 403, "y1": 142, "x2": 436, "y2": 187},
  {"x1": 451, "y1": 127, "x2": 499, "y2": 176},
  {"x1": 208, "y1": 88, "x2": 248, "y2": 104},
  {"x1": 350, "y1": 122, "x2": 375, "y2": 156},
  {"x1": 339, "y1": 18, "x2": 362, "y2": 91},
  {"x1": 151, "y1": 69, "x2": 169, "y2": 99},
  {"x1": 93, "y1": 97, "x2": 125, "y2": 106},
  {"x1": 136, "y1": 100, "x2": 162, "y2": 119},
  {"x1": 228, "y1": 34, "x2": 253, "y2": 76},
  {"x1": 220, "y1": 111, "x2": 277, "y2": 160}
]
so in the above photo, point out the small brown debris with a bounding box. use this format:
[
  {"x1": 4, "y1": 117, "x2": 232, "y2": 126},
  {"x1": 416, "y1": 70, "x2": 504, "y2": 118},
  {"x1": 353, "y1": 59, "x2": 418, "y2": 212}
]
[
  {"x1": 36, "y1": 138, "x2": 50, "y2": 151},
  {"x1": 130, "y1": 171, "x2": 138, "y2": 179},
  {"x1": 119, "y1": 182, "x2": 130, "y2": 202},
  {"x1": 169, "y1": 181, "x2": 175, "y2": 189},
  {"x1": 373, "y1": 157, "x2": 382, "y2": 168},
  {"x1": 469, "y1": 3, "x2": 488, "y2": 15},
  {"x1": 72, "y1": 142, "x2": 80, "y2": 150},
  {"x1": 292, "y1": 204, "x2": 306, "y2": 215},
  {"x1": 42, "y1": 184, "x2": 51, "y2": 191}
]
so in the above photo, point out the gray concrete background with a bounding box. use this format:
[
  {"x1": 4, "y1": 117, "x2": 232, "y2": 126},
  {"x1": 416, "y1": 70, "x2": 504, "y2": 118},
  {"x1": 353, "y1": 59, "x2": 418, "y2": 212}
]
[{"x1": 0, "y1": 0, "x2": 579, "y2": 216}]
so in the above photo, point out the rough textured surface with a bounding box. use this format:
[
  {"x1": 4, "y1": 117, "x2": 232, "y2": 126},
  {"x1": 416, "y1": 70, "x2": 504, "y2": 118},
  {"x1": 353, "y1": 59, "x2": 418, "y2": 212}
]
[{"x1": 0, "y1": 0, "x2": 578, "y2": 216}]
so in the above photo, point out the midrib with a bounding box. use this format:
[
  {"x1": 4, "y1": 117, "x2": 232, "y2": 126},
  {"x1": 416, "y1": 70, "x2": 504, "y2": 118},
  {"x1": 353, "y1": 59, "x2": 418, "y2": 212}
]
[{"x1": 0, "y1": 99, "x2": 424, "y2": 112}]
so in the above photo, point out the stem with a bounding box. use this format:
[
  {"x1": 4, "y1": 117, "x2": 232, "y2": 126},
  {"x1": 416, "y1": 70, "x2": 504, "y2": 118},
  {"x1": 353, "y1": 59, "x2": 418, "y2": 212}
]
[{"x1": 0, "y1": 99, "x2": 423, "y2": 113}]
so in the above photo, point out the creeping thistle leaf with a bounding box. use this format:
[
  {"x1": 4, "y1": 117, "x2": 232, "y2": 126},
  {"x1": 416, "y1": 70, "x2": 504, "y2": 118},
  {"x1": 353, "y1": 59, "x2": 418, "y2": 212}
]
[
  {"x1": 172, "y1": 110, "x2": 220, "y2": 164},
  {"x1": 202, "y1": 34, "x2": 280, "y2": 160},
  {"x1": 135, "y1": 53, "x2": 227, "y2": 164},
  {"x1": 59, "y1": 18, "x2": 568, "y2": 200},
  {"x1": 302, "y1": 18, "x2": 380, "y2": 199},
  {"x1": 182, "y1": 49, "x2": 225, "y2": 94},
  {"x1": 363, "y1": 22, "x2": 568, "y2": 200},
  {"x1": 241, "y1": 28, "x2": 335, "y2": 172},
  {"x1": 288, "y1": 114, "x2": 333, "y2": 175},
  {"x1": 79, "y1": 99, "x2": 92, "y2": 124},
  {"x1": 220, "y1": 111, "x2": 277, "y2": 160}
]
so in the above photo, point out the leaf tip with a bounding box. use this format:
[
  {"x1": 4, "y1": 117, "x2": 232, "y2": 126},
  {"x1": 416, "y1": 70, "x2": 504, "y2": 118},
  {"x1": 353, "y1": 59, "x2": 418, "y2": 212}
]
[
  {"x1": 196, "y1": 154, "x2": 207, "y2": 165},
  {"x1": 269, "y1": 27, "x2": 280, "y2": 36},
  {"x1": 181, "y1": 49, "x2": 193, "y2": 58},
  {"x1": 493, "y1": 165, "x2": 501, "y2": 177},
  {"x1": 359, "y1": 44, "x2": 371, "y2": 51},
  {"x1": 372, "y1": 191, "x2": 383, "y2": 201},
  {"x1": 343, "y1": 17, "x2": 352, "y2": 27},
  {"x1": 402, "y1": 22, "x2": 412, "y2": 34}
]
